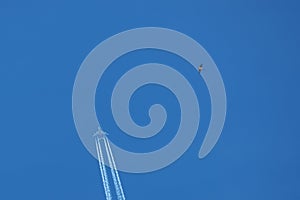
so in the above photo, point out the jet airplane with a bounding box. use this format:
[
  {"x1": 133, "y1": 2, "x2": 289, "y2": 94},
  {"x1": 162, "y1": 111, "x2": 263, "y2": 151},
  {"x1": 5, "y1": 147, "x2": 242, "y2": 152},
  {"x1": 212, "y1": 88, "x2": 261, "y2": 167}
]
[
  {"x1": 198, "y1": 64, "x2": 203, "y2": 73},
  {"x1": 93, "y1": 126, "x2": 108, "y2": 139}
]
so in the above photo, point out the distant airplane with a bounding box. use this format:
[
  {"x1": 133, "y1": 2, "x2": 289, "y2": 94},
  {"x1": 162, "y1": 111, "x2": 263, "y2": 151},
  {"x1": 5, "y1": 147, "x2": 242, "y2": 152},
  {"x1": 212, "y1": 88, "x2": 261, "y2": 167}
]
[
  {"x1": 93, "y1": 126, "x2": 108, "y2": 139},
  {"x1": 198, "y1": 64, "x2": 203, "y2": 73}
]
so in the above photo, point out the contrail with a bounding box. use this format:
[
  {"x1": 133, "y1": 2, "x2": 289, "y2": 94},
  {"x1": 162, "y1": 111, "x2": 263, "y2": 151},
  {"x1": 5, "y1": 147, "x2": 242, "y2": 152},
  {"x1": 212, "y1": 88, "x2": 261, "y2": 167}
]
[
  {"x1": 94, "y1": 127, "x2": 126, "y2": 200},
  {"x1": 104, "y1": 137, "x2": 126, "y2": 200},
  {"x1": 95, "y1": 136, "x2": 112, "y2": 200},
  {"x1": 103, "y1": 137, "x2": 126, "y2": 200}
]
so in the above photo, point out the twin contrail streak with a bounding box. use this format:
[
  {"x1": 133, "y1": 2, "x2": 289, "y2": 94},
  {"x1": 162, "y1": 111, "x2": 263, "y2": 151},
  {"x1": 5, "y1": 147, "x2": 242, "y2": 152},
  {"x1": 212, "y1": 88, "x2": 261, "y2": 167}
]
[
  {"x1": 95, "y1": 137, "x2": 112, "y2": 200},
  {"x1": 94, "y1": 131, "x2": 126, "y2": 200},
  {"x1": 104, "y1": 137, "x2": 126, "y2": 200}
]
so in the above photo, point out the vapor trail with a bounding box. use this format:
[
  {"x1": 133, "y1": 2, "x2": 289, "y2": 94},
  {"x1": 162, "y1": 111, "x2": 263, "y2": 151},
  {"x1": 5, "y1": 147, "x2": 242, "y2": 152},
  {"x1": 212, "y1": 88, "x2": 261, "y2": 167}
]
[
  {"x1": 95, "y1": 137, "x2": 112, "y2": 200},
  {"x1": 103, "y1": 137, "x2": 125, "y2": 200},
  {"x1": 104, "y1": 137, "x2": 126, "y2": 200}
]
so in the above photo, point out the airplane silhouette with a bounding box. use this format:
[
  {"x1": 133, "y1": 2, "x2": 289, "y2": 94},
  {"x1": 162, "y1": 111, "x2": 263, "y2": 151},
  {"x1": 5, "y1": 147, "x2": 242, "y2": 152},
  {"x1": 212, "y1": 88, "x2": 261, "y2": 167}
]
[
  {"x1": 93, "y1": 126, "x2": 108, "y2": 139},
  {"x1": 198, "y1": 64, "x2": 203, "y2": 73}
]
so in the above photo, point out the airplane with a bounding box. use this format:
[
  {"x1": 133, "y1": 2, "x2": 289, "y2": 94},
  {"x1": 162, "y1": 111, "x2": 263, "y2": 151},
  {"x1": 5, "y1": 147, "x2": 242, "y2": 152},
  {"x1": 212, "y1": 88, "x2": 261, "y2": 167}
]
[
  {"x1": 198, "y1": 64, "x2": 203, "y2": 73},
  {"x1": 93, "y1": 126, "x2": 109, "y2": 139}
]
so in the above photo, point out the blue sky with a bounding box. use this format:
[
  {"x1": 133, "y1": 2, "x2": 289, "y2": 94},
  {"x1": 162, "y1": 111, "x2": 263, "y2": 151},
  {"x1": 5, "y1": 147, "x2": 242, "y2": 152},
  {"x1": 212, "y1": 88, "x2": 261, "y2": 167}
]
[{"x1": 1, "y1": 0, "x2": 300, "y2": 199}]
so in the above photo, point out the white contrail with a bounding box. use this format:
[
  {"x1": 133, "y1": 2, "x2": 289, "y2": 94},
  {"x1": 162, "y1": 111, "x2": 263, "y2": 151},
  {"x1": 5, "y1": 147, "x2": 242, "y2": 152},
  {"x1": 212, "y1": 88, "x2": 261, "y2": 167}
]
[
  {"x1": 103, "y1": 137, "x2": 125, "y2": 200},
  {"x1": 95, "y1": 137, "x2": 112, "y2": 200},
  {"x1": 104, "y1": 137, "x2": 126, "y2": 200}
]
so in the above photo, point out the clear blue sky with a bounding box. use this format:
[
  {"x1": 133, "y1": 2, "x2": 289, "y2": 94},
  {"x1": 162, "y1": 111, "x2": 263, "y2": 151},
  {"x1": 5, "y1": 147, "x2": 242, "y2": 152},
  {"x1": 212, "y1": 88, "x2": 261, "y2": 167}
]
[{"x1": 1, "y1": 0, "x2": 300, "y2": 199}]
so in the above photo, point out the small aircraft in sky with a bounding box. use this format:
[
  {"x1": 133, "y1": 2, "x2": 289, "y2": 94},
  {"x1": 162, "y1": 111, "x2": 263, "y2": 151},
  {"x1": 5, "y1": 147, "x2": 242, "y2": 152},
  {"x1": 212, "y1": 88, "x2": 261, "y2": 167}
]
[
  {"x1": 93, "y1": 126, "x2": 108, "y2": 139},
  {"x1": 198, "y1": 64, "x2": 203, "y2": 73}
]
